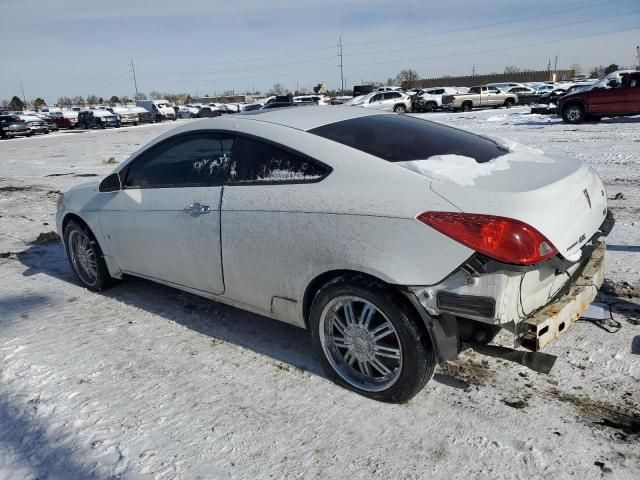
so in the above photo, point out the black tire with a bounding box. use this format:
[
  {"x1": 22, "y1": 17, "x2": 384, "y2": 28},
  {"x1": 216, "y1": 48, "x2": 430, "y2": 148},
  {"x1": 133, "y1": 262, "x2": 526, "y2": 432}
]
[
  {"x1": 63, "y1": 220, "x2": 117, "y2": 291},
  {"x1": 26, "y1": 131, "x2": 34, "y2": 137},
  {"x1": 504, "y1": 98, "x2": 514, "y2": 108},
  {"x1": 452, "y1": 108, "x2": 459, "y2": 112},
  {"x1": 461, "y1": 102, "x2": 472, "y2": 112},
  {"x1": 424, "y1": 101, "x2": 437, "y2": 112},
  {"x1": 393, "y1": 104, "x2": 407, "y2": 114},
  {"x1": 309, "y1": 277, "x2": 436, "y2": 403},
  {"x1": 562, "y1": 103, "x2": 585, "y2": 124}
]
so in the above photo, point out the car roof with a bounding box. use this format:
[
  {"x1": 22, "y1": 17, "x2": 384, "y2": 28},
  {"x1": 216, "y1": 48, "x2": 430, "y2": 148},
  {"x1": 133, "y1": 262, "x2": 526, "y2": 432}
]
[
  {"x1": 243, "y1": 105, "x2": 387, "y2": 130},
  {"x1": 160, "y1": 105, "x2": 388, "y2": 134}
]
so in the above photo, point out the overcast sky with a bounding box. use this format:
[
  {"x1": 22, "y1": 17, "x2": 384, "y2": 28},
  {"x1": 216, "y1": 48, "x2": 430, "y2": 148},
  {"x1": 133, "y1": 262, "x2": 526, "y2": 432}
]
[{"x1": 1, "y1": 0, "x2": 638, "y2": 103}]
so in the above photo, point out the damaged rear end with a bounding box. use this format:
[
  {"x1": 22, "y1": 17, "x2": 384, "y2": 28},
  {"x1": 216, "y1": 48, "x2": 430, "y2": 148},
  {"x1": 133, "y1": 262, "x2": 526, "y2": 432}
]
[{"x1": 404, "y1": 137, "x2": 613, "y2": 367}]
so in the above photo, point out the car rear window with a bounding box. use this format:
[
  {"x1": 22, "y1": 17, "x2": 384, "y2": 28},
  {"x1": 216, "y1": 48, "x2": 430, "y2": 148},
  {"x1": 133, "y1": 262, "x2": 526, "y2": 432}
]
[{"x1": 308, "y1": 114, "x2": 507, "y2": 163}]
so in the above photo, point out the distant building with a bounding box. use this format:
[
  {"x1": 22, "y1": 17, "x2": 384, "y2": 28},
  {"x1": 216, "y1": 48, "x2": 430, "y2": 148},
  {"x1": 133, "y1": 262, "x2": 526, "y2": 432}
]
[
  {"x1": 190, "y1": 94, "x2": 263, "y2": 104},
  {"x1": 410, "y1": 70, "x2": 575, "y2": 89}
]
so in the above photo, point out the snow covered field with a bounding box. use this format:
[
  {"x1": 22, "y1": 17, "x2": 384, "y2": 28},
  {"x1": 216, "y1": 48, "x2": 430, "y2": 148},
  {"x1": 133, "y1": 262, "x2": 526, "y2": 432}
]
[{"x1": 1, "y1": 109, "x2": 638, "y2": 479}]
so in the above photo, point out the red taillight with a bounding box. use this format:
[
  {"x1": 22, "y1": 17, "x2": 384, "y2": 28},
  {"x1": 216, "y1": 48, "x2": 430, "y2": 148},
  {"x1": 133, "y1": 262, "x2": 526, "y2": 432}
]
[{"x1": 417, "y1": 212, "x2": 557, "y2": 265}]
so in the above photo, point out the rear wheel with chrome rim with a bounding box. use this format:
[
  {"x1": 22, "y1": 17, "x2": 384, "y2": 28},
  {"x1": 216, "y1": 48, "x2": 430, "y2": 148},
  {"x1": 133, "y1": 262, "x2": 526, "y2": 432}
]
[
  {"x1": 309, "y1": 277, "x2": 436, "y2": 402},
  {"x1": 64, "y1": 220, "x2": 116, "y2": 291}
]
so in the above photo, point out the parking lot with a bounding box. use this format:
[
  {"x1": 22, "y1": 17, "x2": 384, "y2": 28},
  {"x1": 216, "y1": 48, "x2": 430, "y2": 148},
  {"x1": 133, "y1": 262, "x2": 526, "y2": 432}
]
[{"x1": 1, "y1": 108, "x2": 639, "y2": 479}]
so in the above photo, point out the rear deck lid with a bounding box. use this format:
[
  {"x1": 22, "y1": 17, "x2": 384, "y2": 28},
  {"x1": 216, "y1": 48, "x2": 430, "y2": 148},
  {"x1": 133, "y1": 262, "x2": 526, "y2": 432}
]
[{"x1": 417, "y1": 139, "x2": 607, "y2": 261}]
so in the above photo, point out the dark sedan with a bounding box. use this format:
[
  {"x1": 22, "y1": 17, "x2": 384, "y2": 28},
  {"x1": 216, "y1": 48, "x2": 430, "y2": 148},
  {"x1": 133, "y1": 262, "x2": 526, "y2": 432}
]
[{"x1": 0, "y1": 115, "x2": 32, "y2": 139}]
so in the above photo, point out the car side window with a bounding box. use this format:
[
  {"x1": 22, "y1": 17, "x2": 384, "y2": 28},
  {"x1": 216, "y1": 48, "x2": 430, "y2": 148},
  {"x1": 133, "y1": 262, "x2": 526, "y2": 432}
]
[
  {"x1": 629, "y1": 74, "x2": 640, "y2": 88},
  {"x1": 227, "y1": 136, "x2": 330, "y2": 184},
  {"x1": 124, "y1": 132, "x2": 233, "y2": 189}
]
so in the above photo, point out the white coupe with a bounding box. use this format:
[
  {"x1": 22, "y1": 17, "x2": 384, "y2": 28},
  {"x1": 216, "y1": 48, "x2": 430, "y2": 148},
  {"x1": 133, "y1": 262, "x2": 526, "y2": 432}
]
[{"x1": 57, "y1": 107, "x2": 612, "y2": 402}]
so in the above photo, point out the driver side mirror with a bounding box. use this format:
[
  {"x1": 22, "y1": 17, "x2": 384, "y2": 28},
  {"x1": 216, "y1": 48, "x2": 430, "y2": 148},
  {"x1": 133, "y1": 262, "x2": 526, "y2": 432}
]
[{"x1": 99, "y1": 172, "x2": 121, "y2": 192}]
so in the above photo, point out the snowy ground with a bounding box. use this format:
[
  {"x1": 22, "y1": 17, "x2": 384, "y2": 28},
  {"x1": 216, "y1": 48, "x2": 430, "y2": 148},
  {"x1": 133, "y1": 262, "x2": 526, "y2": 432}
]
[{"x1": 0, "y1": 109, "x2": 638, "y2": 479}]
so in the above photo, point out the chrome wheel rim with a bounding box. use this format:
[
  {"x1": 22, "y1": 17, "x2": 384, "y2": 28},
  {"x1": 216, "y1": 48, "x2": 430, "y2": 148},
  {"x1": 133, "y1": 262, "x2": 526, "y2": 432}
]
[
  {"x1": 69, "y1": 230, "x2": 97, "y2": 286},
  {"x1": 566, "y1": 107, "x2": 581, "y2": 122},
  {"x1": 319, "y1": 296, "x2": 403, "y2": 392}
]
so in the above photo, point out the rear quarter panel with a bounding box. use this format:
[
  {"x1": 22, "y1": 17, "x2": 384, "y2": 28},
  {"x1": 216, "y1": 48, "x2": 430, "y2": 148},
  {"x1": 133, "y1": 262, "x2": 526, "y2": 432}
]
[{"x1": 219, "y1": 121, "x2": 473, "y2": 326}]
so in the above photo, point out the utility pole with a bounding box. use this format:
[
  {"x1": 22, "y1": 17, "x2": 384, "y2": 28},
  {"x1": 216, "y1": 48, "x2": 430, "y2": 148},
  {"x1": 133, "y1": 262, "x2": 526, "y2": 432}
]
[
  {"x1": 636, "y1": 45, "x2": 639, "y2": 69},
  {"x1": 130, "y1": 58, "x2": 139, "y2": 101},
  {"x1": 554, "y1": 55, "x2": 558, "y2": 72},
  {"x1": 338, "y1": 36, "x2": 344, "y2": 92},
  {"x1": 20, "y1": 82, "x2": 27, "y2": 109},
  {"x1": 472, "y1": 63, "x2": 476, "y2": 76}
]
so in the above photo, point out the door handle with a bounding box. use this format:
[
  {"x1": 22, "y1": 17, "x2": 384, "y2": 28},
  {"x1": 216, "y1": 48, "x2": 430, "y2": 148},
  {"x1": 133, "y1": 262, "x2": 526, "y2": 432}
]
[{"x1": 184, "y1": 202, "x2": 210, "y2": 216}]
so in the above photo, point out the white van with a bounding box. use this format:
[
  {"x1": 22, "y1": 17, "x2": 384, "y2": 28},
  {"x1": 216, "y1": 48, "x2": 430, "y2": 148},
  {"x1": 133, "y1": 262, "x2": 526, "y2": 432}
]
[{"x1": 135, "y1": 99, "x2": 176, "y2": 121}]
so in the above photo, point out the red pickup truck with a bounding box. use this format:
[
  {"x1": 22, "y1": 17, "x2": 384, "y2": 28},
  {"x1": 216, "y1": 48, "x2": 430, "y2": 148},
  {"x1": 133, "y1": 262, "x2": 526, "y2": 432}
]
[{"x1": 558, "y1": 70, "x2": 640, "y2": 124}]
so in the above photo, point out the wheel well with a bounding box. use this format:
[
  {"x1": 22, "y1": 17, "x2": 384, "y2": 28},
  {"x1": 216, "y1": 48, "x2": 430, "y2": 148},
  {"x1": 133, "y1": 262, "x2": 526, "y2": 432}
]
[
  {"x1": 302, "y1": 269, "x2": 436, "y2": 354},
  {"x1": 462, "y1": 100, "x2": 473, "y2": 107},
  {"x1": 562, "y1": 100, "x2": 585, "y2": 112},
  {"x1": 62, "y1": 213, "x2": 90, "y2": 235}
]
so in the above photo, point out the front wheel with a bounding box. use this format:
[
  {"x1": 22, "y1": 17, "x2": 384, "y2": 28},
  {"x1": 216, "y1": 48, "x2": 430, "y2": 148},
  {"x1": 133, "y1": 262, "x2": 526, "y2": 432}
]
[
  {"x1": 64, "y1": 220, "x2": 116, "y2": 291},
  {"x1": 562, "y1": 104, "x2": 585, "y2": 124},
  {"x1": 393, "y1": 104, "x2": 407, "y2": 114},
  {"x1": 504, "y1": 98, "x2": 514, "y2": 108},
  {"x1": 309, "y1": 278, "x2": 436, "y2": 402}
]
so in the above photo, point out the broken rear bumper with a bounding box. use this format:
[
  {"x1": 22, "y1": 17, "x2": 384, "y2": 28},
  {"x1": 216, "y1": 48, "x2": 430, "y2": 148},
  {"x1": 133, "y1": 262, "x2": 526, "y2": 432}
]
[{"x1": 518, "y1": 241, "x2": 605, "y2": 351}]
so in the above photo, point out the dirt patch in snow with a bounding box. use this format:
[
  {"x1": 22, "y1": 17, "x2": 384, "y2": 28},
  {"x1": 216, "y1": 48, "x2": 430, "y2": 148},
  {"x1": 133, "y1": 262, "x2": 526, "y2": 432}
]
[
  {"x1": 438, "y1": 355, "x2": 494, "y2": 386},
  {"x1": 0, "y1": 185, "x2": 33, "y2": 192},
  {"x1": 32, "y1": 231, "x2": 60, "y2": 244},
  {"x1": 545, "y1": 388, "x2": 640, "y2": 442},
  {"x1": 602, "y1": 280, "x2": 640, "y2": 299}
]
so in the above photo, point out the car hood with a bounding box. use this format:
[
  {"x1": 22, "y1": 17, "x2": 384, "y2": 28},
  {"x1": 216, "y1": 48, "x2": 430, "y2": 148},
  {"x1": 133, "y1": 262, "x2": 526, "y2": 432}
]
[{"x1": 400, "y1": 139, "x2": 607, "y2": 261}]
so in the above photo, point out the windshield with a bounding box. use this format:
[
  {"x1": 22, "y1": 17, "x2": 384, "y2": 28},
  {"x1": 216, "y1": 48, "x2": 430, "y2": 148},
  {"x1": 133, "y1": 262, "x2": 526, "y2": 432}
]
[{"x1": 309, "y1": 114, "x2": 507, "y2": 163}]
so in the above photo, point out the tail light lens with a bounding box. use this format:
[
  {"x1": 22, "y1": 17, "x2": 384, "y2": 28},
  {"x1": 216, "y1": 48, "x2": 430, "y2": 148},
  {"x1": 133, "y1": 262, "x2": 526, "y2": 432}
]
[{"x1": 418, "y1": 211, "x2": 557, "y2": 265}]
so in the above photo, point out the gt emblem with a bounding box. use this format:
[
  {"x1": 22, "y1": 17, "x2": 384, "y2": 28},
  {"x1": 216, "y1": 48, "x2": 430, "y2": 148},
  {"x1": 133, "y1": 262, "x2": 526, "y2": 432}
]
[{"x1": 583, "y1": 189, "x2": 592, "y2": 209}]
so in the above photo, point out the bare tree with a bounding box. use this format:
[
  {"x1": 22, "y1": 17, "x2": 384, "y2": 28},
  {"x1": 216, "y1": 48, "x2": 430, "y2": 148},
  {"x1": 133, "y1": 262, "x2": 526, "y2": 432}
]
[
  {"x1": 570, "y1": 63, "x2": 583, "y2": 76},
  {"x1": 395, "y1": 69, "x2": 419, "y2": 88},
  {"x1": 72, "y1": 96, "x2": 85, "y2": 106},
  {"x1": 504, "y1": 65, "x2": 521, "y2": 74},
  {"x1": 135, "y1": 92, "x2": 147, "y2": 100},
  {"x1": 271, "y1": 83, "x2": 286, "y2": 95},
  {"x1": 120, "y1": 95, "x2": 131, "y2": 104},
  {"x1": 109, "y1": 96, "x2": 120, "y2": 106},
  {"x1": 57, "y1": 96, "x2": 72, "y2": 107},
  {"x1": 149, "y1": 90, "x2": 163, "y2": 99},
  {"x1": 589, "y1": 65, "x2": 605, "y2": 78},
  {"x1": 86, "y1": 95, "x2": 99, "y2": 106},
  {"x1": 1, "y1": 99, "x2": 9, "y2": 108}
]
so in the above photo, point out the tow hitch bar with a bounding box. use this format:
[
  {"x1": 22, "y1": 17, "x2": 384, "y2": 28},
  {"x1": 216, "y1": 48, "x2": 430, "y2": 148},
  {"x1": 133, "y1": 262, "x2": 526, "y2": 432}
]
[{"x1": 466, "y1": 342, "x2": 557, "y2": 374}]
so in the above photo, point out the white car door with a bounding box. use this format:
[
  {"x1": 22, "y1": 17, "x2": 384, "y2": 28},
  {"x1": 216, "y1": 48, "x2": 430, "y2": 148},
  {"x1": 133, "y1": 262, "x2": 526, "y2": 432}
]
[
  {"x1": 487, "y1": 86, "x2": 503, "y2": 105},
  {"x1": 366, "y1": 93, "x2": 386, "y2": 110},
  {"x1": 97, "y1": 131, "x2": 233, "y2": 294}
]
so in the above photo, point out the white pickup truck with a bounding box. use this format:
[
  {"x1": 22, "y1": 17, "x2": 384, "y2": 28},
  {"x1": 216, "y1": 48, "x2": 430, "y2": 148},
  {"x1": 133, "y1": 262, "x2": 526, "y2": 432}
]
[{"x1": 442, "y1": 85, "x2": 517, "y2": 112}]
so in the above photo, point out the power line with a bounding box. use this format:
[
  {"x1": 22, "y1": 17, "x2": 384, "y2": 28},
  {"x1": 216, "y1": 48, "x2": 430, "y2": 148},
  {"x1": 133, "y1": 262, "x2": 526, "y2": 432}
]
[
  {"x1": 343, "y1": 0, "x2": 624, "y2": 47},
  {"x1": 345, "y1": 25, "x2": 640, "y2": 70},
  {"x1": 135, "y1": 0, "x2": 623, "y2": 72},
  {"x1": 344, "y1": 10, "x2": 640, "y2": 60}
]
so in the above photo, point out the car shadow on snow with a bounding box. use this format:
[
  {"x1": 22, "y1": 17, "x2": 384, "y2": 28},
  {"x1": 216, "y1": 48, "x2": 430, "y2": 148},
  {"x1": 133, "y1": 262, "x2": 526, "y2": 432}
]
[
  {"x1": 16, "y1": 242, "x2": 327, "y2": 379},
  {"x1": 0, "y1": 395, "x2": 104, "y2": 480},
  {"x1": 15, "y1": 242, "x2": 516, "y2": 391}
]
